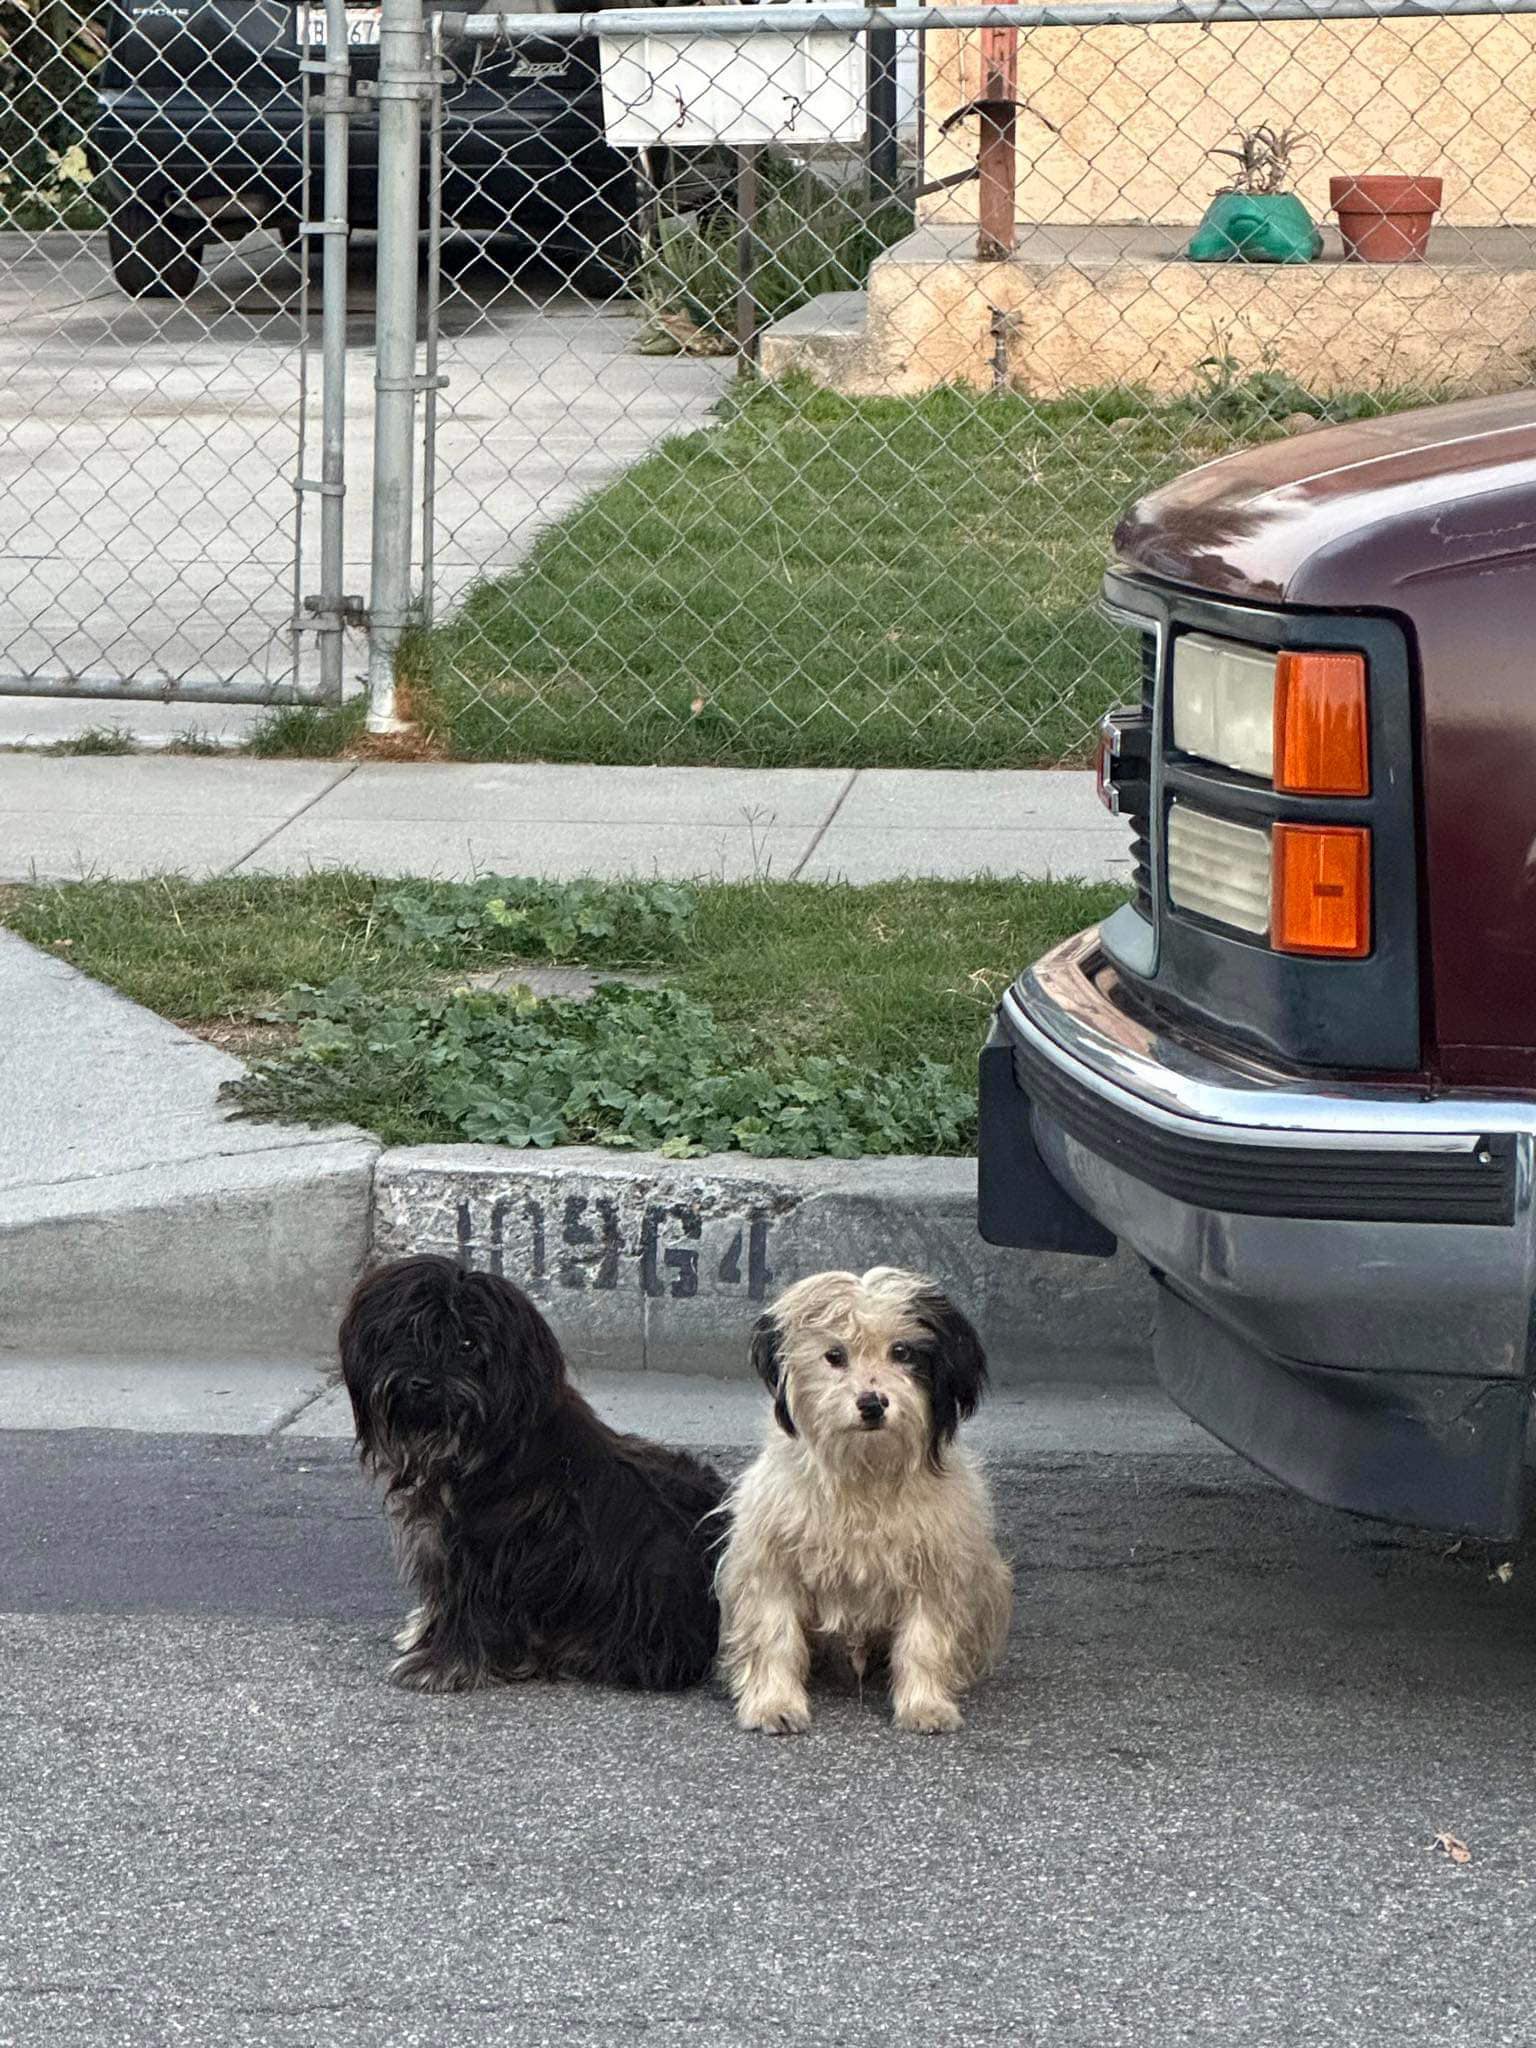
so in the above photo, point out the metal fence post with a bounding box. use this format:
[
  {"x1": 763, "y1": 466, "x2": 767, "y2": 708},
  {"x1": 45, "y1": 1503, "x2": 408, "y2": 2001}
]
[
  {"x1": 293, "y1": 0, "x2": 352, "y2": 703},
  {"x1": 318, "y1": 0, "x2": 353, "y2": 704},
  {"x1": 367, "y1": 0, "x2": 427, "y2": 733},
  {"x1": 866, "y1": 8, "x2": 899, "y2": 203}
]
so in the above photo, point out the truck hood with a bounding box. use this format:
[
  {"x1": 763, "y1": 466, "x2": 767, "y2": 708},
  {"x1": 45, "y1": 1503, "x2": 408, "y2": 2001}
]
[{"x1": 1113, "y1": 392, "x2": 1536, "y2": 609}]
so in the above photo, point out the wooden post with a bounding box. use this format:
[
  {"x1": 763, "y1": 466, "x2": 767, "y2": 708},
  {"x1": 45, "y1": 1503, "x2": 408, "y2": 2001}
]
[
  {"x1": 736, "y1": 143, "x2": 761, "y2": 372},
  {"x1": 975, "y1": 25, "x2": 1018, "y2": 263}
]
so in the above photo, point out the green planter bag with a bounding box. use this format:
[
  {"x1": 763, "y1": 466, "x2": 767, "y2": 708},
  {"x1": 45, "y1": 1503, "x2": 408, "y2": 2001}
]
[{"x1": 1187, "y1": 192, "x2": 1322, "y2": 264}]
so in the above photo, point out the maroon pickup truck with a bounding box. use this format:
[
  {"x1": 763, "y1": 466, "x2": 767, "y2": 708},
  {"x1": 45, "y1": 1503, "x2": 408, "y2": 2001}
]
[{"x1": 980, "y1": 391, "x2": 1536, "y2": 1539}]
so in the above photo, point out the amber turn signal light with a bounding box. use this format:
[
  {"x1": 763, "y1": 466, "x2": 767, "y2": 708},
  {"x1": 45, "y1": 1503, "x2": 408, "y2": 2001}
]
[
  {"x1": 1273, "y1": 651, "x2": 1370, "y2": 796},
  {"x1": 1271, "y1": 824, "x2": 1372, "y2": 958}
]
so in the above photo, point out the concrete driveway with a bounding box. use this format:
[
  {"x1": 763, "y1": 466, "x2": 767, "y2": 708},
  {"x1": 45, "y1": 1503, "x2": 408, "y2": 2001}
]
[{"x1": 0, "y1": 231, "x2": 728, "y2": 701}]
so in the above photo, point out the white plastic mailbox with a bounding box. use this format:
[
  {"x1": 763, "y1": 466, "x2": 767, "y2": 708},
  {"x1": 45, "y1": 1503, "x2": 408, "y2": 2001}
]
[{"x1": 598, "y1": 26, "x2": 868, "y2": 146}]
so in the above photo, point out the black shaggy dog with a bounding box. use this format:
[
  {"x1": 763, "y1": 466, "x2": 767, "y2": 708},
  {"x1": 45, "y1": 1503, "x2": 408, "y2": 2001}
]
[{"x1": 338, "y1": 1256, "x2": 727, "y2": 1693}]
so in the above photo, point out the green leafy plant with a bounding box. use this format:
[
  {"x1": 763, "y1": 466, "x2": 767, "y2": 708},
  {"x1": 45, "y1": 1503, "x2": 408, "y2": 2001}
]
[
  {"x1": 225, "y1": 979, "x2": 976, "y2": 1159},
  {"x1": 0, "y1": 0, "x2": 104, "y2": 228},
  {"x1": 375, "y1": 876, "x2": 699, "y2": 967},
  {"x1": 1187, "y1": 356, "x2": 1325, "y2": 427}
]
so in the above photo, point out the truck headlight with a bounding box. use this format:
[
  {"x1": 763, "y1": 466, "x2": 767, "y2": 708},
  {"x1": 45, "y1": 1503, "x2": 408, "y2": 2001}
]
[
  {"x1": 1166, "y1": 800, "x2": 1271, "y2": 936},
  {"x1": 1171, "y1": 633, "x2": 1276, "y2": 780}
]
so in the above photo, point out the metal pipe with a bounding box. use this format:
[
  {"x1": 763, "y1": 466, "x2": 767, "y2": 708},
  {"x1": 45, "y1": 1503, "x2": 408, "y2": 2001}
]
[
  {"x1": 0, "y1": 675, "x2": 339, "y2": 706},
  {"x1": 366, "y1": 0, "x2": 428, "y2": 734},
  {"x1": 975, "y1": 24, "x2": 1017, "y2": 260},
  {"x1": 866, "y1": 14, "x2": 899, "y2": 204},
  {"x1": 318, "y1": 0, "x2": 352, "y2": 705},
  {"x1": 448, "y1": 0, "x2": 1536, "y2": 35},
  {"x1": 291, "y1": 27, "x2": 314, "y2": 690},
  {"x1": 420, "y1": 11, "x2": 444, "y2": 631}
]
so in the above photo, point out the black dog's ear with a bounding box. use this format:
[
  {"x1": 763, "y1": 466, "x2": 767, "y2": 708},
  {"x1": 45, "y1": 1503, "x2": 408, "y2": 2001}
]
[
  {"x1": 913, "y1": 1288, "x2": 988, "y2": 1462},
  {"x1": 457, "y1": 1268, "x2": 567, "y2": 1429},
  {"x1": 749, "y1": 1312, "x2": 782, "y2": 1390},
  {"x1": 749, "y1": 1312, "x2": 795, "y2": 1438}
]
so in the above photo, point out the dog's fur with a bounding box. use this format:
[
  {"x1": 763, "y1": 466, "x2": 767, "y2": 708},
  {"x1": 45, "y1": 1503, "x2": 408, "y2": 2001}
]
[
  {"x1": 338, "y1": 1256, "x2": 727, "y2": 1693},
  {"x1": 717, "y1": 1266, "x2": 1013, "y2": 1734}
]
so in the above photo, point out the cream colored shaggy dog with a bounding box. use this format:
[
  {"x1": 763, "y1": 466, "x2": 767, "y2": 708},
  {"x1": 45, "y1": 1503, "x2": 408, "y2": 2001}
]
[{"x1": 718, "y1": 1267, "x2": 1013, "y2": 1734}]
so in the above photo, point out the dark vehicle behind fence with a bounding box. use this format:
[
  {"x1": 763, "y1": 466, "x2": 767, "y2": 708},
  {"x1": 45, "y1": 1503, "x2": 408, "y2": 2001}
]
[
  {"x1": 93, "y1": 0, "x2": 640, "y2": 296},
  {"x1": 980, "y1": 392, "x2": 1536, "y2": 1541}
]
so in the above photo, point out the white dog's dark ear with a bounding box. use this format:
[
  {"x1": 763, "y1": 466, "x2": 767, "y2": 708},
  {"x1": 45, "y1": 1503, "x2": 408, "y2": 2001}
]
[
  {"x1": 749, "y1": 1312, "x2": 796, "y2": 1438},
  {"x1": 913, "y1": 1288, "x2": 988, "y2": 1457}
]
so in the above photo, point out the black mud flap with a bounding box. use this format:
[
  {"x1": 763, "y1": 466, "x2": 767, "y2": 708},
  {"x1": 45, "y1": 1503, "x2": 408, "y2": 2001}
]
[
  {"x1": 1154, "y1": 1283, "x2": 1533, "y2": 1541},
  {"x1": 977, "y1": 1022, "x2": 1117, "y2": 1257}
]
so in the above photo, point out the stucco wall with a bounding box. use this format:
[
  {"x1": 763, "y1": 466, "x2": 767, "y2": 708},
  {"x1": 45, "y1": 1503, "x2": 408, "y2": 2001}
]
[{"x1": 922, "y1": 16, "x2": 1536, "y2": 229}]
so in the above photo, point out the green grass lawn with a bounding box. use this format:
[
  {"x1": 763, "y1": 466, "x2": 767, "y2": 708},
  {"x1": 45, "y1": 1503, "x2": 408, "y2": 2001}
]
[
  {"x1": 418, "y1": 382, "x2": 1187, "y2": 771},
  {"x1": 1, "y1": 871, "x2": 1126, "y2": 1155},
  {"x1": 249, "y1": 375, "x2": 1436, "y2": 772}
]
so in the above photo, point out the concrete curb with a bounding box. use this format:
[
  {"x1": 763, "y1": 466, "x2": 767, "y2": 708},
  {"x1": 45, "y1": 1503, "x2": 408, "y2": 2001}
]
[
  {"x1": 374, "y1": 1146, "x2": 1154, "y2": 1385},
  {"x1": 1, "y1": 1139, "x2": 378, "y2": 1361},
  {"x1": 0, "y1": 927, "x2": 377, "y2": 1363}
]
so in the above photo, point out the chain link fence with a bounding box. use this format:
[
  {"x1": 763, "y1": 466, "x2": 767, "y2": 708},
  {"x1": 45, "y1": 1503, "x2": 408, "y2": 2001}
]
[
  {"x1": 0, "y1": 0, "x2": 343, "y2": 706},
  {"x1": 2, "y1": 0, "x2": 1535, "y2": 751}
]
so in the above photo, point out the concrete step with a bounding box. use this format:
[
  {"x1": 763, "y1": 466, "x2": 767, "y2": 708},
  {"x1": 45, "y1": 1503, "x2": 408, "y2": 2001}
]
[
  {"x1": 759, "y1": 288, "x2": 872, "y2": 385},
  {"x1": 0, "y1": 929, "x2": 376, "y2": 1362}
]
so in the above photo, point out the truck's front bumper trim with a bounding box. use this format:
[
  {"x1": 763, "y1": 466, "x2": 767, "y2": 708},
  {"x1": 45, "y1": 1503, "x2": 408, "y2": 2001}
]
[
  {"x1": 1008, "y1": 927, "x2": 1536, "y2": 1148},
  {"x1": 983, "y1": 927, "x2": 1536, "y2": 1535},
  {"x1": 1006, "y1": 993, "x2": 1517, "y2": 1227}
]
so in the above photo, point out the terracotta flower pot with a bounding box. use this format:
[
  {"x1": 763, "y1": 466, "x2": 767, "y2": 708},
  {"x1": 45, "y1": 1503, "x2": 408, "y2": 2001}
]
[{"x1": 1329, "y1": 175, "x2": 1443, "y2": 263}]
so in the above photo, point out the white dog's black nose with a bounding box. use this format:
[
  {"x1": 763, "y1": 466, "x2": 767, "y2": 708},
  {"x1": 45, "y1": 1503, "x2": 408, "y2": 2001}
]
[{"x1": 856, "y1": 1390, "x2": 889, "y2": 1428}]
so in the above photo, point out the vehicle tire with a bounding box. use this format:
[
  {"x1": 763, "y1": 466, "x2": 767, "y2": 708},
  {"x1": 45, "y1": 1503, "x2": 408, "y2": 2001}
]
[{"x1": 106, "y1": 200, "x2": 208, "y2": 299}]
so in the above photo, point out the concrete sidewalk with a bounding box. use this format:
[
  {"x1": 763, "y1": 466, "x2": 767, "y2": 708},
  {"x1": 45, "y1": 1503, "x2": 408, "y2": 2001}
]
[{"x1": 0, "y1": 754, "x2": 1127, "y2": 885}]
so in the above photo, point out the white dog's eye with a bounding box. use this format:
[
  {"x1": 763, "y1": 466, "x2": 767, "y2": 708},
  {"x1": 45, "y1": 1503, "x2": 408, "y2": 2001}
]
[
  {"x1": 825, "y1": 1345, "x2": 848, "y2": 1369},
  {"x1": 889, "y1": 1342, "x2": 914, "y2": 1364}
]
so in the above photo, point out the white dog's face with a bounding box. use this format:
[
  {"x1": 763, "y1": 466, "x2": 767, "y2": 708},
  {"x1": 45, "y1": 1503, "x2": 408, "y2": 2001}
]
[{"x1": 751, "y1": 1267, "x2": 988, "y2": 1473}]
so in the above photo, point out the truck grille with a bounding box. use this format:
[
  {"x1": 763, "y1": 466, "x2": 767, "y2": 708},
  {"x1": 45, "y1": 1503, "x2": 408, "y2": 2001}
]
[{"x1": 1128, "y1": 630, "x2": 1156, "y2": 922}]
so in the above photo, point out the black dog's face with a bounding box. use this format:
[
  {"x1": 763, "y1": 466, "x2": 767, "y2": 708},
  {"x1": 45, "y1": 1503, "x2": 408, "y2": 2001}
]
[{"x1": 337, "y1": 1257, "x2": 566, "y2": 1479}]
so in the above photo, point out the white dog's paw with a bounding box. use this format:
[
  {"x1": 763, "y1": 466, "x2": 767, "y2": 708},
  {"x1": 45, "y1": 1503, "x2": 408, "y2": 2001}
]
[
  {"x1": 738, "y1": 1692, "x2": 812, "y2": 1735},
  {"x1": 893, "y1": 1694, "x2": 963, "y2": 1733}
]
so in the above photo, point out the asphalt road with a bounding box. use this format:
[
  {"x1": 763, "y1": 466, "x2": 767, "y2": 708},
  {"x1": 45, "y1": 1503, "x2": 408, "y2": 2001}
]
[{"x1": 3, "y1": 1430, "x2": 1534, "y2": 2047}]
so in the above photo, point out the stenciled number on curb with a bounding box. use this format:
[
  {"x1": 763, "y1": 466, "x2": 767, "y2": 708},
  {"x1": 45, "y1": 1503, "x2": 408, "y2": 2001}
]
[{"x1": 453, "y1": 1195, "x2": 776, "y2": 1302}]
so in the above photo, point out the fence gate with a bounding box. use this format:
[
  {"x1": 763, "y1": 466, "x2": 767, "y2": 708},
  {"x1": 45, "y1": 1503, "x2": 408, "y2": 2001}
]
[{"x1": 0, "y1": 0, "x2": 353, "y2": 711}]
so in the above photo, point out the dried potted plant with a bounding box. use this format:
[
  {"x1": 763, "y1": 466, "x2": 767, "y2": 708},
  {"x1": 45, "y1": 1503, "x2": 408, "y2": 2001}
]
[
  {"x1": 1329, "y1": 173, "x2": 1443, "y2": 262},
  {"x1": 1188, "y1": 125, "x2": 1322, "y2": 265}
]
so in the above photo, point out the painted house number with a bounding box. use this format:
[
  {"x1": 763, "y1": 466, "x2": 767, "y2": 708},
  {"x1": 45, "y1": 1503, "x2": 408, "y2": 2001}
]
[{"x1": 455, "y1": 1194, "x2": 776, "y2": 1302}]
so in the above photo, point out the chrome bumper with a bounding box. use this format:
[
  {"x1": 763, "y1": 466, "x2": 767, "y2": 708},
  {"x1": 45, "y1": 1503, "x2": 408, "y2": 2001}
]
[{"x1": 981, "y1": 927, "x2": 1536, "y2": 1536}]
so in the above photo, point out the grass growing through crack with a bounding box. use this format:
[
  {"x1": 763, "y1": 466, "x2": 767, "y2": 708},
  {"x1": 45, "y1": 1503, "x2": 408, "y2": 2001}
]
[{"x1": 0, "y1": 870, "x2": 1125, "y2": 1155}]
